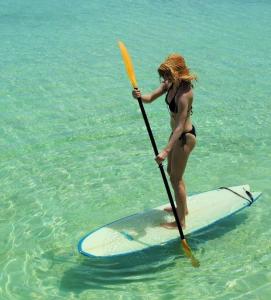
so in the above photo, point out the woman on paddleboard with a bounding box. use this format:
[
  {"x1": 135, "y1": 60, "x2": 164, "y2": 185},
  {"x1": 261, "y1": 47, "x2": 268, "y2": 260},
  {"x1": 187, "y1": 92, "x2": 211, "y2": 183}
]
[{"x1": 132, "y1": 54, "x2": 197, "y2": 229}]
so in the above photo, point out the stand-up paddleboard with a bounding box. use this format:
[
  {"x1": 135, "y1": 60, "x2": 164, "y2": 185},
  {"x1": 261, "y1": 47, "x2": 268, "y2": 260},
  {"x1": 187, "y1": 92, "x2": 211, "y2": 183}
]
[{"x1": 78, "y1": 185, "x2": 262, "y2": 258}]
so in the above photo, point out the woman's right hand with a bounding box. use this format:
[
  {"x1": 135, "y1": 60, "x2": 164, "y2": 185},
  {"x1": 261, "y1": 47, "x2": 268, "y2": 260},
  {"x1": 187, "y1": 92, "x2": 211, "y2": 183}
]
[{"x1": 132, "y1": 88, "x2": 142, "y2": 99}]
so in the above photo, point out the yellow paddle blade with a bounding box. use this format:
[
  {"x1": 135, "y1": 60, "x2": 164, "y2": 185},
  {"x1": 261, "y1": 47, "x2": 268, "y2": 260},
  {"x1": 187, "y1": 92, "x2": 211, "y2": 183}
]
[
  {"x1": 118, "y1": 41, "x2": 138, "y2": 88},
  {"x1": 181, "y1": 239, "x2": 200, "y2": 268}
]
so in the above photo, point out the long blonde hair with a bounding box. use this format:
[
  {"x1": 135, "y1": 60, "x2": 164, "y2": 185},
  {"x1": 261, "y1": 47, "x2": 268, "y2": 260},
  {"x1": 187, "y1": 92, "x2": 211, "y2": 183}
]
[{"x1": 158, "y1": 54, "x2": 197, "y2": 84}]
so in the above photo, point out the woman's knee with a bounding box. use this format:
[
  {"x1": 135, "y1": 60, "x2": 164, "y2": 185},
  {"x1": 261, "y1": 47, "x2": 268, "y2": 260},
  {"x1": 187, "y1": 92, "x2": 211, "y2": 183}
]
[{"x1": 170, "y1": 174, "x2": 183, "y2": 186}]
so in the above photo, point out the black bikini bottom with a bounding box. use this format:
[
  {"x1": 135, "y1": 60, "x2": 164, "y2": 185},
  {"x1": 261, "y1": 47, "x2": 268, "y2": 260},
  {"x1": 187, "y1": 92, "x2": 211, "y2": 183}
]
[
  {"x1": 180, "y1": 125, "x2": 196, "y2": 141},
  {"x1": 171, "y1": 125, "x2": 196, "y2": 145}
]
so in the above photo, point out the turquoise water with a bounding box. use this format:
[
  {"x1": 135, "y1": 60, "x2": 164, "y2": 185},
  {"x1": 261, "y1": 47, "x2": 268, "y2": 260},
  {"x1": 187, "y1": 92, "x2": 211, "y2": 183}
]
[{"x1": 1, "y1": 0, "x2": 270, "y2": 299}]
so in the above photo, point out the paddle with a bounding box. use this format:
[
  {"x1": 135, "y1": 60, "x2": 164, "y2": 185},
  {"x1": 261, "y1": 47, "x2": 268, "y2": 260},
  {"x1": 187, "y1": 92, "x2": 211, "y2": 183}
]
[{"x1": 118, "y1": 41, "x2": 199, "y2": 267}]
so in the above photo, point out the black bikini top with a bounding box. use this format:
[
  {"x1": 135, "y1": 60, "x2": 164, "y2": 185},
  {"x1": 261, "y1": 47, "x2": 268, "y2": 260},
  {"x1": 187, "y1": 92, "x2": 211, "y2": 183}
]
[{"x1": 165, "y1": 83, "x2": 193, "y2": 115}]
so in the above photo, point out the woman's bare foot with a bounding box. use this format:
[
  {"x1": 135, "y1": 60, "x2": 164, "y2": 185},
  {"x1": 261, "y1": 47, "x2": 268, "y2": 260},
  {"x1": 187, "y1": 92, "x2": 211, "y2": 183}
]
[
  {"x1": 164, "y1": 207, "x2": 175, "y2": 213},
  {"x1": 161, "y1": 221, "x2": 177, "y2": 229},
  {"x1": 161, "y1": 220, "x2": 186, "y2": 229},
  {"x1": 164, "y1": 206, "x2": 189, "y2": 216}
]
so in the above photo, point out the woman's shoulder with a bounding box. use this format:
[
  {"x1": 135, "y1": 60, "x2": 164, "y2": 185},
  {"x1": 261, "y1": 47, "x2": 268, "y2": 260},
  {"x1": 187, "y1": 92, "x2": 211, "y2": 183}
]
[
  {"x1": 177, "y1": 85, "x2": 193, "y2": 109},
  {"x1": 179, "y1": 83, "x2": 193, "y2": 100}
]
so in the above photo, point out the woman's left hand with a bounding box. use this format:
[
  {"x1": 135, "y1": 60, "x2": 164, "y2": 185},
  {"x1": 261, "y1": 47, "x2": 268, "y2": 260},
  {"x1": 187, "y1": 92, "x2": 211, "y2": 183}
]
[{"x1": 155, "y1": 149, "x2": 169, "y2": 165}]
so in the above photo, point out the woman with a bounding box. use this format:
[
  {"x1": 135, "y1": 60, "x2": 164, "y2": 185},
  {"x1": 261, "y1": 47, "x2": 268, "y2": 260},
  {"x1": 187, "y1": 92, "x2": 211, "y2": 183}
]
[{"x1": 132, "y1": 54, "x2": 197, "y2": 229}]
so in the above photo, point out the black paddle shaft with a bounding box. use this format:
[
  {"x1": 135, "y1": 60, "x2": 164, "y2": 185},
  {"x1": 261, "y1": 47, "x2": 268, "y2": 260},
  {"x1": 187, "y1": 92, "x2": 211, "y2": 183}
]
[{"x1": 137, "y1": 97, "x2": 185, "y2": 240}]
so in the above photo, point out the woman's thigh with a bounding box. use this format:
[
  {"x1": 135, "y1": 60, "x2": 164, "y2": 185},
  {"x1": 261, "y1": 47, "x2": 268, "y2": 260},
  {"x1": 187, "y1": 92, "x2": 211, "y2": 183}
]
[{"x1": 170, "y1": 133, "x2": 196, "y2": 180}]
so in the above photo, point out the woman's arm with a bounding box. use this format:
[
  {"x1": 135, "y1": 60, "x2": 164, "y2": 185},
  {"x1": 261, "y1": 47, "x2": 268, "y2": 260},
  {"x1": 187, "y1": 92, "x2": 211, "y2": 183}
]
[{"x1": 132, "y1": 83, "x2": 166, "y2": 103}]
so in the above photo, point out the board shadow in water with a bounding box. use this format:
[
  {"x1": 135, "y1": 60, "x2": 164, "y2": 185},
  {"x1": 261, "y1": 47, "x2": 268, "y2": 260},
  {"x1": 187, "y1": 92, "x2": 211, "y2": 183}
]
[
  {"x1": 59, "y1": 243, "x2": 182, "y2": 292},
  {"x1": 188, "y1": 210, "x2": 249, "y2": 243},
  {"x1": 59, "y1": 212, "x2": 248, "y2": 293}
]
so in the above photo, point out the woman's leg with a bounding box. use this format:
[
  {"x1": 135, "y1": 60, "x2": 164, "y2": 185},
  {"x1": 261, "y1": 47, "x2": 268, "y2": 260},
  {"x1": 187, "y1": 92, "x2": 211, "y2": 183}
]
[
  {"x1": 163, "y1": 139, "x2": 173, "y2": 212},
  {"x1": 163, "y1": 133, "x2": 196, "y2": 228}
]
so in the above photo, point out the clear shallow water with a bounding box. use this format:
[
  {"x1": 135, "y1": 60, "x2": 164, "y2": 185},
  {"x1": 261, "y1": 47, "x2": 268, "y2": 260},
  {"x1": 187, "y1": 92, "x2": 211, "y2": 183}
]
[{"x1": 0, "y1": 0, "x2": 270, "y2": 299}]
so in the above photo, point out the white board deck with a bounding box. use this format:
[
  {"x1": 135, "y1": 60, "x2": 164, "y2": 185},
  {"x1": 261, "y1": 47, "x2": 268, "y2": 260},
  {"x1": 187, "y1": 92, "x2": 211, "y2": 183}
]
[{"x1": 78, "y1": 185, "x2": 262, "y2": 258}]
